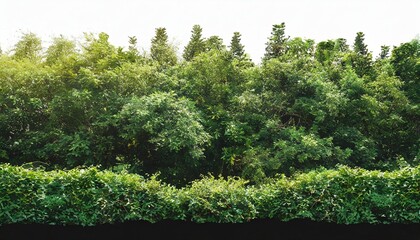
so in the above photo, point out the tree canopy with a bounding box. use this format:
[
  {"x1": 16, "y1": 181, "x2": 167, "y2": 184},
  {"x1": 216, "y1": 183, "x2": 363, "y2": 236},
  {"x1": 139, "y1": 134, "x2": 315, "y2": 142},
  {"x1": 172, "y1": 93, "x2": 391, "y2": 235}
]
[{"x1": 0, "y1": 25, "x2": 418, "y2": 185}]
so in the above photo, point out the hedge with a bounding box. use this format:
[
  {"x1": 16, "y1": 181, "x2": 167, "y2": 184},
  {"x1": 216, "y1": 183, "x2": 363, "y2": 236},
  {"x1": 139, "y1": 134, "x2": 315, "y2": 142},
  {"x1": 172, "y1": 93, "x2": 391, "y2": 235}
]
[
  {"x1": 251, "y1": 166, "x2": 420, "y2": 224},
  {"x1": 0, "y1": 165, "x2": 184, "y2": 225},
  {"x1": 0, "y1": 164, "x2": 419, "y2": 225}
]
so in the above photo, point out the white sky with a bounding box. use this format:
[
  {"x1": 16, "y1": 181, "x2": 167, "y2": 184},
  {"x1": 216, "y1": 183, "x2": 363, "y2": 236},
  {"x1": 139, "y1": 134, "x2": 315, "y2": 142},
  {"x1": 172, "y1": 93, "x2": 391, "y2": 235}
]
[{"x1": 1, "y1": 0, "x2": 419, "y2": 63}]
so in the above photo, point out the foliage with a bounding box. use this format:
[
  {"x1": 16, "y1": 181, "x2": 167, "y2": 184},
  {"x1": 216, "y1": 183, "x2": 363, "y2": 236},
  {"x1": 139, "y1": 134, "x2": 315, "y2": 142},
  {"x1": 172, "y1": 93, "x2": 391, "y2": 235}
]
[
  {"x1": 1, "y1": 164, "x2": 419, "y2": 225},
  {"x1": 150, "y1": 28, "x2": 177, "y2": 67},
  {"x1": 0, "y1": 26, "x2": 418, "y2": 185},
  {"x1": 263, "y1": 23, "x2": 289, "y2": 61},
  {"x1": 183, "y1": 175, "x2": 257, "y2": 223},
  {"x1": 117, "y1": 92, "x2": 211, "y2": 184},
  {"x1": 390, "y1": 39, "x2": 420, "y2": 103},
  {"x1": 229, "y1": 32, "x2": 245, "y2": 59},
  {"x1": 12, "y1": 32, "x2": 43, "y2": 62},
  {"x1": 0, "y1": 164, "x2": 184, "y2": 225},
  {"x1": 183, "y1": 25, "x2": 206, "y2": 61},
  {"x1": 45, "y1": 35, "x2": 77, "y2": 66},
  {"x1": 252, "y1": 165, "x2": 420, "y2": 224}
]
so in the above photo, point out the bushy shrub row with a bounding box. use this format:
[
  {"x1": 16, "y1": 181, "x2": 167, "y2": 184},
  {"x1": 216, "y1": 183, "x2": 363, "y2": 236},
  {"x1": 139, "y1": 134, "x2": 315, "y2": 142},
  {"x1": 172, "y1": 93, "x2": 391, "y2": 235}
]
[
  {"x1": 0, "y1": 164, "x2": 419, "y2": 225},
  {"x1": 252, "y1": 167, "x2": 420, "y2": 224},
  {"x1": 0, "y1": 164, "x2": 184, "y2": 225}
]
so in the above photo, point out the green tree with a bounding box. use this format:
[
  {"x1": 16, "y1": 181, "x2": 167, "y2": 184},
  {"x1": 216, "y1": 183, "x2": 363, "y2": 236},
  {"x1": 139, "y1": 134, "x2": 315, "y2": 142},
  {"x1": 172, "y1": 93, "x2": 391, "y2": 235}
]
[
  {"x1": 205, "y1": 35, "x2": 226, "y2": 51},
  {"x1": 150, "y1": 27, "x2": 177, "y2": 67},
  {"x1": 390, "y1": 39, "x2": 420, "y2": 103},
  {"x1": 128, "y1": 36, "x2": 138, "y2": 53},
  {"x1": 315, "y1": 40, "x2": 336, "y2": 64},
  {"x1": 315, "y1": 38, "x2": 349, "y2": 82},
  {"x1": 354, "y1": 32, "x2": 368, "y2": 55},
  {"x1": 334, "y1": 38, "x2": 349, "y2": 52},
  {"x1": 284, "y1": 37, "x2": 314, "y2": 59},
  {"x1": 273, "y1": 127, "x2": 344, "y2": 174},
  {"x1": 229, "y1": 32, "x2": 254, "y2": 68},
  {"x1": 126, "y1": 36, "x2": 140, "y2": 62},
  {"x1": 178, "y1": 48, "x2": 244, "y2": 175},
  {"x1": 263, "y1": 23, "x2": 289, "y2": 61},
  {"x1": 45, "y1": 35, "x2": 77, "y2": 65},
  {"x1": 349, "y1": 32, "x2": 373, "y2": 77},
  {"x1": 183, "y1": 24, "x2": 206, "y2": 61},
  {"x1": 118, "y1": 92, "x2": 211, "y2": 183},
  {"x1": 378, "y1": 45, "x2": 390, "y2": 59},
  {"x1": 81, "y1": 32, "x2": 119, "y2": 71},
  {"x1": 12, "y1": 32, "x2": 43, "y2": 61},
  {"x1": 229, "y1": 32, "x2": 245, "y2": 59}
]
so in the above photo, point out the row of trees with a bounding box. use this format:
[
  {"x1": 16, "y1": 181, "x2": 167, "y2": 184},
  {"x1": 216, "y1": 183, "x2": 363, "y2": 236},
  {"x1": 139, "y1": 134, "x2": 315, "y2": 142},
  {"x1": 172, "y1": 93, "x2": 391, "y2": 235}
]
[{"x1": 0, "y1": 23, "x2": 419, "y2": 185}]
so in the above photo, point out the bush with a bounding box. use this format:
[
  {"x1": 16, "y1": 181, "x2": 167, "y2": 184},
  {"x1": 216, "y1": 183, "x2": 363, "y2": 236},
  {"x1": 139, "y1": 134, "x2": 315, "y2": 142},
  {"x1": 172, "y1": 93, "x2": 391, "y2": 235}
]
[
  {"x1": 251, "y1": 165, "x2": 420, "y2": 224},
  {"x1": 182, "y1": 175, "x2": 257, "y2": 223},
  {"x1": 0, "y1": 164, "x2": 184, "y2": 226},
  {"x1": 0, "y1": 164, "x2": 419, "y2": 225}
]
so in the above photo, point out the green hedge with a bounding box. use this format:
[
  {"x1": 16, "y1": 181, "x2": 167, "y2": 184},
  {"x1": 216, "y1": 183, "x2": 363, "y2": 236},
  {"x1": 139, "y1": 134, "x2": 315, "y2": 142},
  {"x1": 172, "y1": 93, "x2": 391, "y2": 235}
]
[
  {"x1": 252, "y1": 166, "x2": 420, "y2": 224},
  {"x1": 0, "y1": 165, "x2": 184, "y2": 225},
  {"x1": 0, "y1": 164, "x2": 419, "y2": 225}
]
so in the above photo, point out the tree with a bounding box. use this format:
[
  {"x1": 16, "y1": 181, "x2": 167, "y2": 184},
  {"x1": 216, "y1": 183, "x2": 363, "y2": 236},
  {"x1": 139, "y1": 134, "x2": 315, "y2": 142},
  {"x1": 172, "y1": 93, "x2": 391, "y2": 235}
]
[
  {"x1": 205, "y1": 35, "x2": 225, "y2": 51},
  {"x1": 81, "y1": 32, "x2": 119, "y2": 71},
  {"x1": 354, "y1": 32, "x2": 368, "y2": 56},
  {"x1": 126, "y1": 36, "x2": 140, "y2": 62},
  {"x1": 229, "y1": 32, "x2": 245, "y2": 59},
  {"x1": 118, "y1": 92, "x2": 211, "y2": 183},
  {"x1": 263, "y1": 23, "x2": 289, "y2": 61},
  {"x1": 183, "y1": 24, "x2": 206, "y2": 61},
  {"x1": 285, "y1": 37, "x2": 314, "y2": 59},
  {"x1": 350, "y1": 32, "x2": 373, "y2": 77},
  {"x1": 45, "y1": 35, "x2": 77, "y2": 65},
  {"x1": 12, "y1": 32, "x2": 43, "y2": 61},
  {"x1": 390, "y1": 39, "x2": 420, "y2": 103},
  {"x1": 150, "y1": 27, "x2": 177, "y2": 67},
  {"x1": 229, "y1": 32, "x2": 254, "y2": 68},
  {"x1": 378, "y1": 45, "x2": 390, "y2": 59},
  {"x1": 128, "y1": 36, "x2": 138, "y2": 53},
  {"x1": 334, "y1": 38, "x2": 349, "y2": 52},
  {"x1": 315, "y1": 40, "x2": 335, "y2": 63}
]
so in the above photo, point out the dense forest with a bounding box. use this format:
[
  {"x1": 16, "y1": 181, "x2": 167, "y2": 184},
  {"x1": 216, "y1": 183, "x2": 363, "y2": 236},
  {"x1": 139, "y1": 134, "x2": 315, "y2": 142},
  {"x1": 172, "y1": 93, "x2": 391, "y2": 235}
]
[{"x1": 0, "y1": 23, "x2": 419, "y2": 186}]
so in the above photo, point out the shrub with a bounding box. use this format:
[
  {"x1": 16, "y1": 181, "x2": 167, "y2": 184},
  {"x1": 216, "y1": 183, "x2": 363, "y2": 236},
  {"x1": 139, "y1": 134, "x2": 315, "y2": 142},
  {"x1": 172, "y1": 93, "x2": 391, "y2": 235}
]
[
  {"x1": 0, "y1": 164, "x2": 184, "y2": 226},
  {"x1": 0, "y1": 164, "x2": 419, "y2": 225},
  {"x1": 251, "y1": 165, "x2": 420, "y2": 224},
  {"x1": 182, "y1": 175, "x2": 257, "y2": 223}
]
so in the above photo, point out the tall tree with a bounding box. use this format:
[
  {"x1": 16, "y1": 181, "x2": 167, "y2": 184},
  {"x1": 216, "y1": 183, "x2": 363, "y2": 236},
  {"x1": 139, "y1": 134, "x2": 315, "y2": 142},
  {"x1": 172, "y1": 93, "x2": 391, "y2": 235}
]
[
  {"x1": 354, "y1": 32, "x2": 368, "y2": 56},
  {"x1": 12, "y1": 32, "x2": 42, "y2": 61},
  {"x1": 126, "y1": 36, "x2": 140, "y2": 62},
  {"x1": 229, "y1": 32, "x2": 245, "y2": 59},
  {"x1": 150, "y1": 27, "x2": 177, "y2": 67},
  {"x1": 334, "y1": 38, "x2": 349, "y2": 52},
  {"x1": 205, "y1": 35, "x2": 225, "y2": 51},
  {"x1": 315, "y1": 40, "x2": 335, "y2": 63},
  {"x1": 263, "y1": 23, "x2": 289, "y2": 61},
  {"x1": 45, "y1": 35, "x2": 77, "y2": 65},
  {"x1": 390, "y1": 39, "x2": 420, "y2": 103},
  {"x1": 183, "y1": 25, "x2": 206, "y2": 61},
  {"x1": 351, "y1": 32, "x2": 373, "y2": 77},
  {"x1": 81, "y1": 32, "x2": 118, "y2": 71},
  {"x1": 378, "y1": 45, "x2": 390, "y2": 59},
  {"x1": 128, "y1": 36, "x2": 138, "y2": 53}
]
